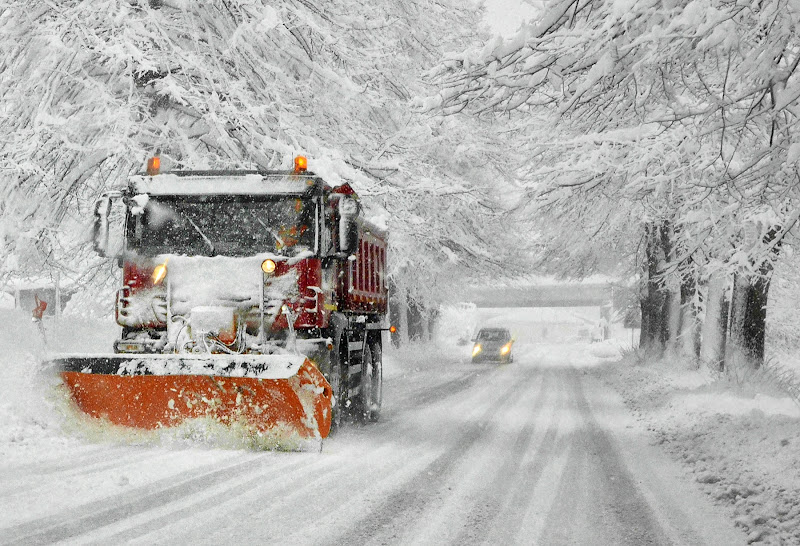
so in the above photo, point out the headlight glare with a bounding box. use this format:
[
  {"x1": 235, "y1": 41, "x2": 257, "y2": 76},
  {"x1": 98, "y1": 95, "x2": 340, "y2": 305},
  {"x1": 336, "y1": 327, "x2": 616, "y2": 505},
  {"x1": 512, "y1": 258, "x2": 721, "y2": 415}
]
[
  {"x1": 261, "y1": 259, "x2": 277, "y2": 274},
  {"x1": 152, "y1": 263, "x2": 167, "y2": 285}
]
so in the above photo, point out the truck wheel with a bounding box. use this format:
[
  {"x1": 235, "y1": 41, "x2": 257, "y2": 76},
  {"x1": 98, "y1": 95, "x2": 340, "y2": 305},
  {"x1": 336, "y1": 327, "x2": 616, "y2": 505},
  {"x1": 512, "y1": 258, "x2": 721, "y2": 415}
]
[{"x1": 359, "y1": 341, "x2": 382, "y2": 423}]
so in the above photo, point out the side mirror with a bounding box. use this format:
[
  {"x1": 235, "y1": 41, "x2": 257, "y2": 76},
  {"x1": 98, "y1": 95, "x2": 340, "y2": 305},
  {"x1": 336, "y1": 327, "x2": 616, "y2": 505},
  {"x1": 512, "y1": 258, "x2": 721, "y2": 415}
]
[
  {"x1": 338, "y1": 197, "x2": 360, "y2": 255},
  {"x1": 92, "y1": 192, "x2": 124, "y2": 258}
]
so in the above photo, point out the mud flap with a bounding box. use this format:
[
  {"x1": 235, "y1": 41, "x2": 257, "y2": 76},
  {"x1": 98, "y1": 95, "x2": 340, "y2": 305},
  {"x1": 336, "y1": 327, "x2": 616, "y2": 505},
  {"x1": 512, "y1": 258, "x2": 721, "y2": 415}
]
[{"x1": 52, "y1": 354, "x2": 332, "y2": 439}]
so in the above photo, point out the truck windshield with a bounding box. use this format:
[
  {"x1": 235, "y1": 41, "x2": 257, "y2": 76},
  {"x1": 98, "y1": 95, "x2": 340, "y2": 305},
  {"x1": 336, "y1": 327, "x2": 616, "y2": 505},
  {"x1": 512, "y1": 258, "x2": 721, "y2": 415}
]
[{"x1": 128, "y1": 195, "x2": 315, "y2": 257}]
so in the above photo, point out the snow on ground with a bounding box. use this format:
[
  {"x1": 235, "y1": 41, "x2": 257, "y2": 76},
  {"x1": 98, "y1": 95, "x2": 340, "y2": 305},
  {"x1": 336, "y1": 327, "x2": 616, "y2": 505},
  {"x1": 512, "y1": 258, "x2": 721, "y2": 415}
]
[
  {"x1": 596, "y1": 357, "x2": 800, "y2": 545},
  {"x1": 1, "y1": 303, "x2": 798, "y2": 544},
  {"x1": 0, "y1": 309, "x2": 135, "y2": 469},
  {"x1": 0, "y1": 310, "x2": 67, "y2": 460},
  {"x1": 437, "y1": 304, "x2": 800, "y2": 544}
]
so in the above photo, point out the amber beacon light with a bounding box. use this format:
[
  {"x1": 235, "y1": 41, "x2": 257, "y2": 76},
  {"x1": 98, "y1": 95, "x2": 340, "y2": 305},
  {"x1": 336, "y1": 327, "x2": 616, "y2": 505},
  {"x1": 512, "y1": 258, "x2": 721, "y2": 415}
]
[
  {"x1": 293, "y1": 155, "x2": 308, "y2": 174},
  {"x1": 147, "y1": 156, "x2": 161, "y2": 176}
]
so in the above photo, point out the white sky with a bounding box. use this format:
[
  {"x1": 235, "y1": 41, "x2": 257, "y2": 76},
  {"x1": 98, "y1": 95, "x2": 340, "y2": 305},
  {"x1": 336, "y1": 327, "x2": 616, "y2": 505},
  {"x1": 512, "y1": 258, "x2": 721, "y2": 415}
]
[{"x1": 483, "y1": 0, "x2": 539, "y2": 37}]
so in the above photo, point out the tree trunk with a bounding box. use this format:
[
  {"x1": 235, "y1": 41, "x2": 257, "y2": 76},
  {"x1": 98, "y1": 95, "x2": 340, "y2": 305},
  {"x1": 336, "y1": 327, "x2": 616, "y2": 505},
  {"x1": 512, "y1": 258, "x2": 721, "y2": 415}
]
[
  {"x1": 388, "y1": 278, "x2": 408, "y2": 348},
  {"x1": 678, "y1": 278, "x2": 700, "y2": 359},
  {"x1": 639, "y1": 222, "x2": 667, "y2": 355},
  {"x1": 428, "y1": 307, "x2": 440, "y2": 340},
  {"x1": 699, "y1": 270, "x2": 727, "y2": 370},
  {"x1": 661, "y1": 219, "x2": 682, "y2": 357},
  {"x1": 724, "y1": 222, "x2": 783, "y2": 371},
  {"x1": 664, "y1": 283, "x2": 682, "y2": 357},
  {"x1": 725, "y1": 270, "x2": 771, "y2": 371},
  {"x1": 407, "y1": 298, "x2": 423, "y2": 341}
]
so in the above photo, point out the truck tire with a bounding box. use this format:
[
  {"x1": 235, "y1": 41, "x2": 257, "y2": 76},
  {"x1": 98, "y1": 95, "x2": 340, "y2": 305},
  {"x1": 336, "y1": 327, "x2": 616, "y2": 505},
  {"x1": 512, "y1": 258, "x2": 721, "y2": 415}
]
[{"x1": 359, "y1": 340, "x2": 382, "y2": 423}]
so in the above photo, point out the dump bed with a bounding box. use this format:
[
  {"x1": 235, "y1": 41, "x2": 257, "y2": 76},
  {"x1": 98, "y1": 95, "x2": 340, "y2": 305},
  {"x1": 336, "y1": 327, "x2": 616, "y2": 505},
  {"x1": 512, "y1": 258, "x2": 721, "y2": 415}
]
[{"x1": 344, "y1": 222, "x2": 387, "y2": 314}]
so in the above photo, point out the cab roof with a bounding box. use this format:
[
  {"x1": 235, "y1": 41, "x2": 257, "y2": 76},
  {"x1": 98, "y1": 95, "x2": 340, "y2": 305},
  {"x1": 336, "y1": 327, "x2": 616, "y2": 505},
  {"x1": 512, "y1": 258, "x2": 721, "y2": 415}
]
[{"x1": 129, "y1": 171, "x2": 322, "y2": 197}]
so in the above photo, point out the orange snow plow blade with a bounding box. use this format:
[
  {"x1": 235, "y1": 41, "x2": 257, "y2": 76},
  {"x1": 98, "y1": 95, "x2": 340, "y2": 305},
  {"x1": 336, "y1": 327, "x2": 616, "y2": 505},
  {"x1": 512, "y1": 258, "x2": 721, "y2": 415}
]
[{"x1": 53, "y1": 354, "x2": 332, "y2": 439}]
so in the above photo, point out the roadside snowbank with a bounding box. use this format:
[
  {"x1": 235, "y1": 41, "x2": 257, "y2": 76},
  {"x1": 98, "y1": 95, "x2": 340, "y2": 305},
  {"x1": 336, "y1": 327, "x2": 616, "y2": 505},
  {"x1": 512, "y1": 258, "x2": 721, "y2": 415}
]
[
  {"x1": 0, "y1": 310, "x2": 68, "y2": 460},
  {"x1": 597, "y1": 357, "x2": 800, "y2": 545}
]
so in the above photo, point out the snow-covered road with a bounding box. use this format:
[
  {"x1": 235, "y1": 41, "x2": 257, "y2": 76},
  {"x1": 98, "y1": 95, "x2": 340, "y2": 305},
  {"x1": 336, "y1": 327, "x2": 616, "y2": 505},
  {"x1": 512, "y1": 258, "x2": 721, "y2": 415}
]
[{"x1": 0, "y1": 342, "x2": 745, "y2": 545}]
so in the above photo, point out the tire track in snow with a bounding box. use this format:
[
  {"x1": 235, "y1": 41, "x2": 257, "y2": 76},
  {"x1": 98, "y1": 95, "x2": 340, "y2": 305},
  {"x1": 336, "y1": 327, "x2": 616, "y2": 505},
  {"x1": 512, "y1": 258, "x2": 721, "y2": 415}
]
[
  {"x1": 134, "y1": 440, "x2": 433, "y2": 544},
  {"x1": 497, "y1": 367, "x2": 578, "y2": 544},
  {"x1": 396, "y1": 366, "x2": 553, "y2": 544},
  {"x1": 176, "y1": 367, "x2": 529, "y2": 545},
  {"x1": 452, "y1": 367, "x2": 565, "y2": 545},
  {"x1": 2, "y1": 446, "x2": 155, "y2": 496},
  {"x1": 0, "y1": 448, "x2": 188, "y2": 527},
  {"x1": 386, "y1": 368, "x2": 485, "y2": 414},
  {"x1": 110, "y1": 371, "x2": 495, "y2": 544},
  {"x1": 537, "y1": 367, "x2": 671, "y2": 545},
  {"x1": 49, "y1": 392, "x2": 465, "y2": 545},
  {"x1": 85, "y1": 449, "x2": 358, "y2": 544},
  {"x1": 324, "y1": 363, "x2": 540, "y2": 545},
  {"x1": 0, "y1": 446, "x2": 223, "y2": 528},
  {"x1": 0, "y1": 444, "x2": 130, "y2": 482},
  {"x1": 507, "y1": 368, "x2": 578, "y2": 544},
  {"x1": 0, "y1": 452, "x2": 271, "y2": 545}
]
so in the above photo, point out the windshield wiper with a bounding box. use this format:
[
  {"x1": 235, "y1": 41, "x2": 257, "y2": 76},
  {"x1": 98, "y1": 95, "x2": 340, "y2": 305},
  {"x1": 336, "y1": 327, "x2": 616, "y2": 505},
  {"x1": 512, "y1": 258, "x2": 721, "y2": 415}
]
[
  {"x1": 255, "y1": 217, "x2": 285, "y2": 249},
  {"x1": 185, "y1": 216, "x2": 215, "y2": 254}
]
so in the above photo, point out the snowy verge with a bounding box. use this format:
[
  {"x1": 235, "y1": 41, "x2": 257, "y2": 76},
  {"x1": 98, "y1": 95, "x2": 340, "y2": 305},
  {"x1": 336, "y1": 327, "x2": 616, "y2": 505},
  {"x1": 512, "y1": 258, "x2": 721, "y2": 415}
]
[
  {"x1": 0, "y1": 310, "x2": 75, "y2": 461},
  {"x1": 595, "y1": 355, "x2": 800, "y2": 545},
  {"x1": 520, "y1": 338, "x2": 625, "y2": 367}
]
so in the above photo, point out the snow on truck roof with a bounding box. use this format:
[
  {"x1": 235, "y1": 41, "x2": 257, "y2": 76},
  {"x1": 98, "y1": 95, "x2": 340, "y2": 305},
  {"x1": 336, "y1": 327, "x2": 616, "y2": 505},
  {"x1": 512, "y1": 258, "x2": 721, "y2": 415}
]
[{"x1": 130, "y1": 172, "x2": 318, "y2": 196}]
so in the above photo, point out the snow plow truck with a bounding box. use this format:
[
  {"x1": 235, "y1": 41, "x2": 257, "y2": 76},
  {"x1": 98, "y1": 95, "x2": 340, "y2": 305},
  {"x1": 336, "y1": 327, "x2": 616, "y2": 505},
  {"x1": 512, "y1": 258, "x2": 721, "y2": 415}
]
[{"x1": 51, "y1": 156, "x2": 388, "y2": 441}]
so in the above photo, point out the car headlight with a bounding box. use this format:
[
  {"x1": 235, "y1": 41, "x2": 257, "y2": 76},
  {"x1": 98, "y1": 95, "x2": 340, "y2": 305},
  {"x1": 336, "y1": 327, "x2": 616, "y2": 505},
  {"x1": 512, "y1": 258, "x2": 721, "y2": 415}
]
[
  {"x1": 500, "y1": 343, "x2": 511, "y2": 355},
  {"x1": 472, "y1": 344, "x2": 482, "y2": 357}
]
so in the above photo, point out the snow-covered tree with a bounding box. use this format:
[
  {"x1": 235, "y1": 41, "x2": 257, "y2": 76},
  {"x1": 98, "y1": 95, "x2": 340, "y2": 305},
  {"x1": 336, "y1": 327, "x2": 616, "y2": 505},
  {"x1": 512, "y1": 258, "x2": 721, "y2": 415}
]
[
  {"x1": 426, "y1": 0, "x2": 800, "y2": 367},
  {"x1": 0, "y1": 0, "x2": 516, "y2": 321}
]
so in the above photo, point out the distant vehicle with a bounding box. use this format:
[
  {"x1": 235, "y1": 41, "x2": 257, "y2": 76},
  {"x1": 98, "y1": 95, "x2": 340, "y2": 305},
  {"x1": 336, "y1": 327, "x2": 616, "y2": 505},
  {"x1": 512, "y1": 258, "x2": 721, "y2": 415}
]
[{"x1": 471, "y1": 327, "x2": 514, "y2": 363}]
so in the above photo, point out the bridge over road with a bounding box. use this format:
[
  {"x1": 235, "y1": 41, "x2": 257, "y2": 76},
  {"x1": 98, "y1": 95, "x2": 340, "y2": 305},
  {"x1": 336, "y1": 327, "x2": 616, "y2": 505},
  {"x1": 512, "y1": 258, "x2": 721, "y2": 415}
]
[{"x1": 465, "y1": 283, "x2": 614, "y2": 309}]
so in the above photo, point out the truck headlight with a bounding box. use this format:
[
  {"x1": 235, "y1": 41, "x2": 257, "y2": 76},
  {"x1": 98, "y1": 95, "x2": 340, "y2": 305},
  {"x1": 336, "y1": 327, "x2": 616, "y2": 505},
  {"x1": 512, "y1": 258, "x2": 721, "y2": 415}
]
[
  {"x1": 152, "y1": 262, "x2": 167, "y2": 285},
  {"x1": 500, "y1": 343, "x2": 511, "y2": 355},
  {"x1": 472, "y1": 344, "x2": 482, "y2": 357},
  {"x1": 261, "y1": 259, "x2": 277, "y2": 274}
]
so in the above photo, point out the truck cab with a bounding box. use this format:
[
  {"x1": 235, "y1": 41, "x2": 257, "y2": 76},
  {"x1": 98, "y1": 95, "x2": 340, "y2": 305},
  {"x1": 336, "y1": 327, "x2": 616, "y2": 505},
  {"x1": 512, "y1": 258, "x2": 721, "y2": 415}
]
[{"x1": 92, "y1": 157, "x2": 387, "y2": 425}]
